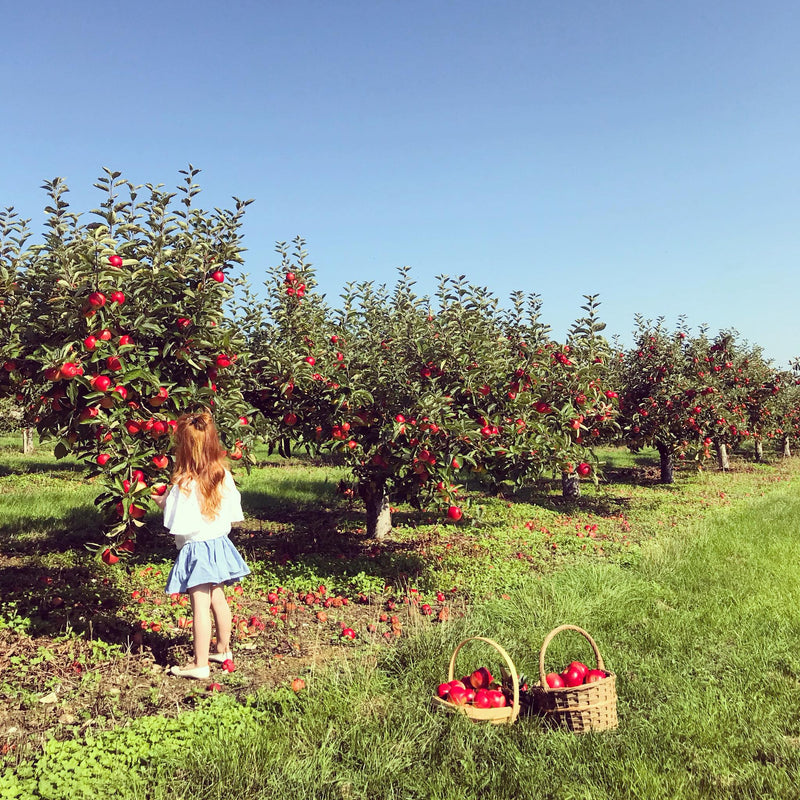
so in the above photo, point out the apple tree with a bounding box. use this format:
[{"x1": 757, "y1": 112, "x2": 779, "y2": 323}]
[
  {"x1": 243, "y1": 244, "x2": 618, "y2": 536},
  {"x1": 13, "y1": 168, "x2": 255, "y2": 556},
  {"x1": 619, "y1": 317, "x2": 703, "y2": 483},
  {"x1": 0, "y1": 208, "x2": 35, "y2": 448}
]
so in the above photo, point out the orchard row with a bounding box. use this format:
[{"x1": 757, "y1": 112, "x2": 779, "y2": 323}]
[{"x1": 1, "y1": 169, "x2": 798, "y2": 548}]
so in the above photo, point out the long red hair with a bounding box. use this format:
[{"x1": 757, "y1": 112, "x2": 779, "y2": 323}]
[{"x1": 171, "y1": 411, "x2": 228, "y2": 518}]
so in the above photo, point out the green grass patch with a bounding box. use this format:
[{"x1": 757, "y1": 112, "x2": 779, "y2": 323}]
[{"x1": 2, "y1": 442, "x2": 800, "y2": 798}]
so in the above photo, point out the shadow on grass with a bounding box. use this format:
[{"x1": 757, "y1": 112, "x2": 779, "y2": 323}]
[
  {"x1": 0, "y1": 560, "x2": 142, "y2": 644},
  {"x1": 236, "y1": 499, "x2": 430, "y2": 589},
  {"x1": 0, "y1": 506, "x2": 105, "y2": 555},
  {"x1": 0, "y1": 460, "x2": 86, "y2": 478}
]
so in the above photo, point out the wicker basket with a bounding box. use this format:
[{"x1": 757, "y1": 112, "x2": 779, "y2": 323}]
[
  {"x1": 531, "y1": 625, "x2": 617, "y2": 733},
  {"x1": 431, "y1": 636, "x2": 521, "y2": 725}
]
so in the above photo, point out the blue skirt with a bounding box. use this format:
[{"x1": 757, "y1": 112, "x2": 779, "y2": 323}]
[{"x1": 165, "y1": 535, "x2": 251, "y2": 594}]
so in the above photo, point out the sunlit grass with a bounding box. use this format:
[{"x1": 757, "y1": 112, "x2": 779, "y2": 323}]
[{"x1": 3, "y1": 434, "x2": 800, "y2": 799}]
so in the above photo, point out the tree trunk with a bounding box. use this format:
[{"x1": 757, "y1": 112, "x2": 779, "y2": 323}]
[
  {"x1": 22, "y1": 427, "x2": 35, "y2": 455},
  {"x1": 561, "y1": 472, "x2": 581, "y2": 499},
  {"x1": 782, "y1": 436, "x2": 791, "y2": 458},
  {"x1": 716, "y1": 442, "x2": 730, "y2": 471},
  {"x1": 754, "y1": 439, "x2": 763, "y2": 463},
  {"x1": 359, "y1": 481, "x2": 392, "y2": 540},
  {"x1": 656, "y1": 443, "x2": 674, "y2": 484}
]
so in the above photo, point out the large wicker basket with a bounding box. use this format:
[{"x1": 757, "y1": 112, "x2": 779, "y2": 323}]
[
  {"x1": 431, "y1": 636, "x2": 521, "y2": 725},
  {"x1": 530, "y1": 625, "x2": 618, "y2": 733}
]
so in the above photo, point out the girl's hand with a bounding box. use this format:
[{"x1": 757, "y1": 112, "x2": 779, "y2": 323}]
[{"x1": 151, "y1": 487, "x2": 169, "y2": 509}]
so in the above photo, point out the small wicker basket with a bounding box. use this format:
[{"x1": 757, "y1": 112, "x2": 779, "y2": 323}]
[
  {"x1": 531, "y1": 624, "x2": 618, "y2": 733},
  {"x1": 431, "y1": 636, "x2": 520, "y2": 725}
]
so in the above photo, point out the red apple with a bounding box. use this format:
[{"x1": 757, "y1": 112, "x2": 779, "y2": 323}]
[
  {"x1": 83, "y1": 335, "x2": 97, "y2": 350},
  {"x1": 487, "y1": 690, "x2": 507, "y2": 708},
  {"x1": 211, "y1": 270, "x2": 225, "y2": 283},
  {"x1": 91, "y1": 374, "x2": 112, "y2": 391},
  {"x1": 152, "y1": 454, "x2": 169, "y2": 469},
  {"x1": 447, "y1": 506, "x2": 463, "y2": 521},
  {"x1": 469, "y1": 667, "x2": 493, "y2": 690},
  {"x1": 472, "y1": 689, "x2": 492, "y2": 709},
  {"x1": 118, "y1": 335, "x2": 133, "y2": 347},
  {"x1": 96, "y1": 453, "x2": 111, "y2": 466},
  {"x1": 577, "y1": 462, "x2": 591, "y2": 477},
  {"x1": 60, "y1": 362, "x2": 80, "y2": 379},
  {"x1": 108, "y1": 254, "x2": 123, "y2": 267},
  {"x1": 101, "y1": 548, "x2": 118, "y2": 565},
  {"x1": 437, "y1": 683, "x2": 451, "y2": 699},
  {"x1": 447, "y1": 685, "x2": 470, "y2": 706},
  {"x1": 545, "y1": 672, "x2": 565, "y2": 689},
  {"x1": 110, "y1": 291, "x2": 125, "y2": 304},
  {"x1": 567, "y1": 661, "x2": 589, "y2": 680},
  {"x1": 561, "y1": 665, "x2": 586, "y2": 687},
  {"x1": 88, "y1": 292, "x2": 106, "y2": 308},
  {"x1": 584, "y1": 669, "x2": 607, "y2": 684},
  {"x1": 106, "y1": 356, "x2": 122, "y2": 372}
]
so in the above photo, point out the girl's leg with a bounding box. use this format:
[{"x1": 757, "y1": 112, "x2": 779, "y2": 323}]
[
  {"x1": 188, "y1": 583, "x2": 213, "y2": 668},
  {"x1": 210, "y1": 584, "x2": 232, "y2": 654}
]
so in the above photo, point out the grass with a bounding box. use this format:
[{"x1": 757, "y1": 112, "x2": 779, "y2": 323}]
[{"x1": 1, "y1": 434, "x2": 800, "y2": 798}]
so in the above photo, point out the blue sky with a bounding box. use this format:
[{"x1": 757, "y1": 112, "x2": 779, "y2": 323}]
[{"x1": 3, "y1": 1, "x2": 798, "y2": 367}]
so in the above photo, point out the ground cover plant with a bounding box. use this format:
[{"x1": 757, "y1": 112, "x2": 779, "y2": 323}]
[{"x1": 1, "y1": 432, "x2": 799, "y2": 799}]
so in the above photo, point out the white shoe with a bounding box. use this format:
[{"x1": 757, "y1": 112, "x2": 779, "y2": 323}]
[
  {"x1": 170, "y1": 664, "x2": 210, "y2": 679},
  {"x1": 209, "y1": 651, "x2": 233, "y2": 664}
]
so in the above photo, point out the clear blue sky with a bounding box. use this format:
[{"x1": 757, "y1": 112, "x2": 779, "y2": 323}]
[{"x1": 3, "y1": 0, "x2": 798, "y2": 367}]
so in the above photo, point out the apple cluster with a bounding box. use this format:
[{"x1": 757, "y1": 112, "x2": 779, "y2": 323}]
[
  {"x1": 436, "y1": 666, "x2": 510, "y2": 709},
  {"x1": 544, "y1": 660, "x2": 607, "y2": 689}
]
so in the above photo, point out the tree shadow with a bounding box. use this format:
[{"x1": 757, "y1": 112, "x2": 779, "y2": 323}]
[
  {"x1": 0, "y1": 506, "x2": 105, "y2": 556},
  {"x1": 0, "y1": 460, "x2": 86, "y2": 478}
]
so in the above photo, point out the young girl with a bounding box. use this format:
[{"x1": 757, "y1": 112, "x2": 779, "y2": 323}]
[{"x1": 152, "y1": 411, "x2": 250, "y2": 679}]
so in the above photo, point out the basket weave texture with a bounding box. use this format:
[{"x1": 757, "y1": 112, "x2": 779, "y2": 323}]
[
  {"x1": 531, "y1": 625, "x2": 618, "y2": 733},
  {"x1": 431, "y1": 636, "x2": 520, "y2": 725}
]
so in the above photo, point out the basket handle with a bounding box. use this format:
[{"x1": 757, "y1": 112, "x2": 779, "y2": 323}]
[
  {"x1": 447, "y1": 636, "x2": 520, "y2": 723},
  {"x1": 538, "y1": 625, "x2": 606, "y2": 687}
]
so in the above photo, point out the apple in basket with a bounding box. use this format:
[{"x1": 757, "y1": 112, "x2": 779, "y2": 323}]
[
  {"x1": 469, "y1": 667, "x2": 493, "y2": 690},
  {"x1": 545, "y1": 672, "x2": 565, "y2": 689},
  {"x1": 472, "y1": 689, "x2": 493, "y2": 709},
  {"x1": 447, "y1": 685, "x2": 471, "y2": 705},
  {"x1": 561, "y1": 661, "x2": 588, "y2": 687},
  {"x1": 584, "y1": 669, "x2": 607, "y2": 683}
]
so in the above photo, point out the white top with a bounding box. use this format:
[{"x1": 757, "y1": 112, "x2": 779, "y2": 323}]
[{"x1": 162, "y1": 470, "x2": 244, "y2": 550}]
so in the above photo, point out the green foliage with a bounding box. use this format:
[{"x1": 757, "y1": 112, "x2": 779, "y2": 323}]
[
  {"x1": 7, "y1": 168, "x2": 256, "y2": 549},
  {"x1": 243, "y1": 247, "x2": 619, "y2": 534}
]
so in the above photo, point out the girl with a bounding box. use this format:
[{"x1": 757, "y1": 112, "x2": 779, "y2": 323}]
[{"x1": 152, "y1": 411, "x2": 250, "y2": 679}]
